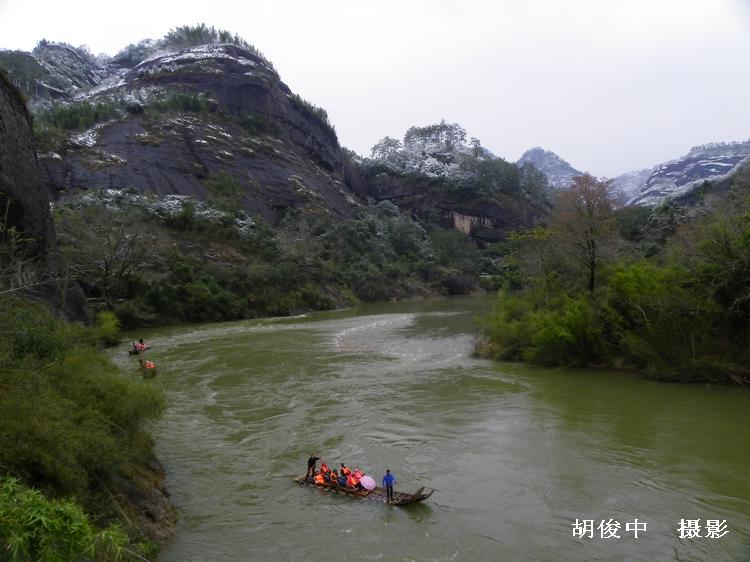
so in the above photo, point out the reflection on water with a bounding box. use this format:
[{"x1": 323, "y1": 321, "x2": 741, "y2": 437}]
[{"x1": 113, "y1": 296, "x2": 750, "y2": 561}]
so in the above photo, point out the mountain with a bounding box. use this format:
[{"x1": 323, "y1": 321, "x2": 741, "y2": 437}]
[
  {"x1": 1, "y1": 31, "x2": 364, "y2": 226},
  {"x1": 517, "y1": 147, "x2": 582, "y2": 188},
  {"x1": 363, "y1": 122, "x2": 550, "y2": 242},
  {"x1": 626, "y1": 141, "x2": 750, "y2": 206},
  {"x1": 514, "y1": 143, "x2": 750, "y2": 208},
  {"x1": 0, "y1": 41, "x2": 108, "y2": 103},
  {"x1": 612, "y1": 168, "x2": 652, "y2": 204}
]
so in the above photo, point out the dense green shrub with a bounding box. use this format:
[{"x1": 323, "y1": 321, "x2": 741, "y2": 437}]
[
  {"x1": 113, "y1": 23, "x2": 273, "y2": 68},
  {"x1": 53, "y1": 195, "x2": 482, "y2": 327},
  {"x1": 145, "y1": 92, "x2": 212, "y2": 115},
  {"x1": 33, "y1": 100, "x2": 123, "y2": 152},
  {"x1": 0, "y1": 478, "x2": 128, "y2": 562},
  {"x1": 91, "y1": 311, "x2": 121, "y2": 347},
  {"x1": 0, "y1": 296, "x2": 165, "y2": 506},
  {"x1": 204, "y1": 173, "x2": 244, "y2": 213},
  {"x1": 480, "y1": 191, "x2": 750, "y2": 383}
]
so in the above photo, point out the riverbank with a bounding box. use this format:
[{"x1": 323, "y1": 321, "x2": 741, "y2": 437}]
[{"x1": 0, "y1": 296, "x2": 175, "y2": 560}]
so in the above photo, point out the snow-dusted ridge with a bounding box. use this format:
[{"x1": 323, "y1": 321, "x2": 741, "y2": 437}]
[{"x1": 627, "y1": 140, "x2": 750, "y2": 206}]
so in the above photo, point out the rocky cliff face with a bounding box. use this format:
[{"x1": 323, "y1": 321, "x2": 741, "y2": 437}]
[
  {"x1": 626, "y1": 141, "x2": 750, "y2": 206},
  {"x1": 0, "y1": 71, "x2": 88, "y2": 319},
  {"x1": 0, "y1": 72, "x2": 55, "y2": 255},
  {"x1": 2, "y1": 38, "x2": 364, "y2": 225},
  {"x1": 517, "y1": 147, "x2": 582, "y2": 188},
  {"x1": 0, "y1": 42, "x2": 106, "y2": 105}
]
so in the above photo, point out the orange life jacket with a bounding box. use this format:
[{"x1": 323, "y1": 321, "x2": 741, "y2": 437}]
[
  {"x1": 341, "y1": 466, "x2": 351, "y2": 476},
  {"x1": 314, "y1": 474, "x2": 325, "y2": 485},
  {"x1": 320, "y1": 465, "x2": 330, "y2": 475},
  {"x1": 346, "y1": 475, "x2": 358, "y2": 487}
]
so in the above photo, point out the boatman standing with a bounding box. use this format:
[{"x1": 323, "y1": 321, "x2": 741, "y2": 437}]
[
  {"x1": 382, "y1": 469, "x2": 396, "y2": 503},
  {"x1": 306, "y1": 455, "x2": 320, "y2": 481}
]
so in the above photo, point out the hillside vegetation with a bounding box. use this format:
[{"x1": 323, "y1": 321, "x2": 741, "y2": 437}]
[
  {"x1": 52, "y1": 193, "x2": 485, "y2": 329},
  {"x1": 0, "y1": 298, "x2": 167, "y2": 560},
  {"x1": 478, "y1": 167, "x2": 750, "y2": 384}
]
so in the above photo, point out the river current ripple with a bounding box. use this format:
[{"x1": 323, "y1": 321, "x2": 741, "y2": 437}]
[{"x1": 114, "y1": 297, "x2": 750, "y2": 562}]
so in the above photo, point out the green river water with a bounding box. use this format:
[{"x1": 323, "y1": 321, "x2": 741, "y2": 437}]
[{"x1": 116, "y1": 296, "x2": 750, "y2": 561}]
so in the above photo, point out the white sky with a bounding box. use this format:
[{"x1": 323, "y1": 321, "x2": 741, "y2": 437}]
[{"x1": 1, "y1": 0, "x2": 749, "y2": 176}]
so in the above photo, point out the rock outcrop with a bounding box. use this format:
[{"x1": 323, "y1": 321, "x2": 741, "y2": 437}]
[
  {"x1": 0, "y1": 70, "x2": 89, "y2": 320},
  {"x1": 0, "y1": 71, "x2": 55, "y2": 255},
  {"x1": 2, "y1": 39, "x2": 365, "y2": 225}
]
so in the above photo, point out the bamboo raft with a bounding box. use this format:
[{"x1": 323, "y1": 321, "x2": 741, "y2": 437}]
[{"x1": 294, "y1": 475, "x2": 434, "y2": 506}]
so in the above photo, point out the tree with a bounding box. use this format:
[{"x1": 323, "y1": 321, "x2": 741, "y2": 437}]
[
  {"x1": 55, "y1": 205, "x2": 158, "y2": 309},
  {"x1": 370, "y1": 136, "x2": 402, "y2": 160},
  {"x1": 552, "y1": 173, "x2": 616, "y2": 292}
]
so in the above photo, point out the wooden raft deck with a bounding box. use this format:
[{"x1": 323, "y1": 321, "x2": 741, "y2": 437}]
[{"x1": 293, "y1": 476, "x2": 434, "y2": 506}]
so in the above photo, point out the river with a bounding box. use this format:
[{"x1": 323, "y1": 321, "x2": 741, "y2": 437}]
[{"x1": 117, "y1": 296, "x2": 750, "y2": 561}]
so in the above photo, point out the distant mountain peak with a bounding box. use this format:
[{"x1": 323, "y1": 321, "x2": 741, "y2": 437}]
[{"x1": 517, "y1": 147, "x2": 582, "y2": 188}]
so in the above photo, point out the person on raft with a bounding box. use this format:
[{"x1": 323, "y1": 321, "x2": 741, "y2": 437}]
[
  {"x1": 382, "y1": 469, "x2": 396, "y2": 503},
  {"x1": 306, "y1": 455, "x2": 320, "y2": 481}
]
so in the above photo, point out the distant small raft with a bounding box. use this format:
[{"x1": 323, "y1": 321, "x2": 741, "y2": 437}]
[{"x1": 294, "y1": 476, "x2": 434, "y2": 506}]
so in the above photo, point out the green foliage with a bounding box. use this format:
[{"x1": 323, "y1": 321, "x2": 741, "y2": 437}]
[
  {"x1": 39, "y1": 100, "x2": 122, "y2": 131},
  {"x1": 289, "y1": 93, "x2": 335, "y2": 136},
  {"x1": 404, "y1": 120, "x2": 466, "y2": 149},
  {"x1": 525, "y1": 296, "x2": 604, "y2": 366},
  {"x1": 0, "y1": 51, "x2": 50, "y2": 99},
  {"x1": 237, "y1": 112, "x2": 278, "y2": 136},
  {"x1": 204, "y1": 173, "x2": 244, "y2": 214},
  {"x1": 54, "y1": 204, "x2": 157, "y2": 311},
  {"x1": 0, "y1": 477, "x2": 128, "y2": 562},
  {"x1": 430, "y1": 228, "x2": 481, "y2": 274},
  {"x1": 145, "y1": 92, "x2": 212, "y2": 115},
  {"x1": 480, "y1": 194, "x2": 750, "y2": 383},
  {"x1": 33, "y1": 100, "x2": 123, "y2": 152},
  {"x1": 113, "y1": 23, "x2": 273, "y2": 69},
  {"x1": 0, "y1": 296, "x2": 165, "y2": 505},
  {"x1": 92, "y1": 311, "x2": 121, "y2": 347},
  {"x1": 482, "y1": 290, "x2": 605, "y2": 367},
  {"x1": 163, "y1": 23, "x2": 251, "y2": 51},
  {"x1": 614, "y1": 204, "x2": 653, "y2": 243},
  {"x1": 53, "y1": 194, "x2": 485, "y2": 328},
  {"x1": 0, "y1": 297, "x2": 164, "y2": 558}
]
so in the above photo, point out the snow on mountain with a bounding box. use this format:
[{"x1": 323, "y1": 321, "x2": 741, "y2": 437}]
[
  {"x1": 516, "y1": 147, "x2": 582, "y2": 188},
  {"x1": 628, "y1": 141, "x2": 750, "y2": 206},
  {"x1": 612, "y1": 168, "x2": 652, "y2": 203},
  {"x1": 369, "y1": 120, "x2": 491, "y2": 180}
]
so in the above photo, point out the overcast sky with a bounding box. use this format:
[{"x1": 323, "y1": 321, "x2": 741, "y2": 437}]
[{"x1": 1, "y1": 0, "x2": 748, "y2": 176}]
